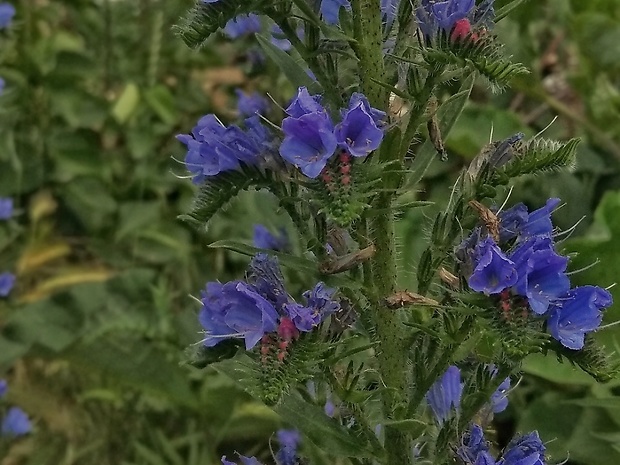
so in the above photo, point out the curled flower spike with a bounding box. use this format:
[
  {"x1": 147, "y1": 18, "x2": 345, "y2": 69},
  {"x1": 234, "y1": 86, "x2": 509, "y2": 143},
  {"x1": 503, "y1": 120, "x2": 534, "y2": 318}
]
[{"x1": 548, "y1": 286, "x2": 612, "y2": 350}]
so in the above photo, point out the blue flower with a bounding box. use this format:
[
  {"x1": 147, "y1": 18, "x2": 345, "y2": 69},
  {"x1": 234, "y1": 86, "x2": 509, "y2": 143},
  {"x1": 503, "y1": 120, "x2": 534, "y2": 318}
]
[
  {"x1": 458, "y1": 424, "x2": 490, "y2": 464},
  {"x1": 509, "y1": 237, "x2": 570, "y2": 315},
  {"x1": 476, "y1": 452, "x2": 497, "y2": 465},
  {"x1": 236, "y1": 89, "x2": 268, "y2": 117},
  {"x1": 223, "y1": 14, "x2": 261, "y2": 39},
  {"x1": 285, "y1": 87, "x2": 325, "y2": 118},
  {"x1": 497, "y1": 203, "x2": 528, "y2": 243},
  {"x1": 199, "y1": 281, "x2": 279, "y2": 350},
  {"x1": 0, "y1": 272, "x2": 16, "y2": 297},
  {"x1": 416, "y1": 0, "x2": 475, "y2": 37},
  {"x1": 221, "y1": 456, "x2": 263, "y2": 465},
  {"x1": 548, "y1": 286, "x2": 612, "y2": 350},
  {"x1": 520, "y1": 198, "x2": 560, "y2": 239},
  {"x1": 177, "y1": 115, "x2": 270, "y2": 183},
  {"x1": 283, "y1": 302, "x2": 319, "y2": 332},
  {"x1": 276, "y1": 429, "x2": 301, "y2": 465},
  {"x1": 270, "y1": 24, "x2": 292, "y2": 51},
  {"x1": 1, "y1": 407, "x2": 31, "y2": 437},
  {"x1": 303, "y1": 282, "x2": 340, "y2": 317},
  {"x1": 320, "y1": 0, "x2": 351, "y2": 25},
  {"x1": 0, "y1": 379, "x2": 7, "y2": 398},
  {"x1": 468, "y1": 237, "x2": 518, "y2": 295},
  {"x1": 426, "y1": 365, "x2": 463, "y2": 423},
  {"x1": 0, "y1": 197, "x2": 13, "y2": 220},
  {"x1": 280, "y1": 111, "x2": 338, "y2": 178},
  {"x1": 253, "y1": 224, "x2": 289, "y2": 251},
  {"x1": 335, "y1": 96, "x2": 385, "y2": 158},
  {"x1": 497, "y1": 431, "x2": 545, "y2": 465},
  {"x1": 491, "y1": 375, "x2": 510, "y2": 414},
  {"x1": 0, "y1": 77, "x2": 5, "y2": 95},
  {"x1": 0, "y1": 2, "x2": 15, "y2": 29}
]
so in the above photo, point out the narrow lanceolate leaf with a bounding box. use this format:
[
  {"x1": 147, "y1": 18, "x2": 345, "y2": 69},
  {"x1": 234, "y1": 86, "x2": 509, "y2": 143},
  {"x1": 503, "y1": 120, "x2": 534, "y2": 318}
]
[
  {"x1": 255, "y1": 34, "x2": 323, "y2": 94},
  {"x1": 178, "y1": 166, "x2": 279, "y2": 233},
  {"x1": 500, "y1": 138, "x2": 579, "y2": 179},
  {"x1": 175, "y1": 0, "x2": 270, "y2": 48}
]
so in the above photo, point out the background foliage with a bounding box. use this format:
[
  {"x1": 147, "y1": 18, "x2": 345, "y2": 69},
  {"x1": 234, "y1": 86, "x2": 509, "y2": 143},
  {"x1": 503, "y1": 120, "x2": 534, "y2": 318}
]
[{"x1": 1, "y1": 0, "x2": 620, "y2": 463}]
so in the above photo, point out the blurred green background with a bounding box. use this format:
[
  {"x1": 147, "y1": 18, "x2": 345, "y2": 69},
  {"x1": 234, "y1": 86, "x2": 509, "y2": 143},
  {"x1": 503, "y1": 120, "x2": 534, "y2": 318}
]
[{"x1": 1, "y1": 0, "x2": 620, "y2": 463}]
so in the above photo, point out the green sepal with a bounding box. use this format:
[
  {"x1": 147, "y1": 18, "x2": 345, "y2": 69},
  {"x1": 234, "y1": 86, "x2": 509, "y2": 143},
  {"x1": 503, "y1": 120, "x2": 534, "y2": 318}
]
[
  {"x1": 499, "y1": 137, "x2": 579, "y2": 179},
  {"x1": 548, "y1": 336, "x2": 620, "y2": 383}
]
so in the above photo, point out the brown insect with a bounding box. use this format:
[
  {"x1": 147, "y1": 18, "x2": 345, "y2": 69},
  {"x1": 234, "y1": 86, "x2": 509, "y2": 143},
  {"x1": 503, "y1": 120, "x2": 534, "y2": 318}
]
[
  {"x1": 385, "y1": 291, "x2": 439, "y2": 309},
  {"x1": 469, "y1": 199, "x2": 500, "y2": 243},
  {"x1": 319, "y1": 244, "x2": 376, "y2": 275}
]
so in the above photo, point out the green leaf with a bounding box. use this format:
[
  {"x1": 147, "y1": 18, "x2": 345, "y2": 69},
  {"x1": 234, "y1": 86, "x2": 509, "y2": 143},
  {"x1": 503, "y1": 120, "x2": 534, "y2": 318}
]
[
  {"x1": 208, "y1": 240, "x2": 318, "y2": 272},
  {"x1": 495, "y1": 0, "x2": 533, "y2": 22},
  {"x1": 255, "y1": 34, "x2": 323, "y2": 94},
  {"x1": 112, "y1": 82, "x2": 140, "y2": 124},
  {"x1": 143, "y1": 85, "x2": 178, "y2": 126}
]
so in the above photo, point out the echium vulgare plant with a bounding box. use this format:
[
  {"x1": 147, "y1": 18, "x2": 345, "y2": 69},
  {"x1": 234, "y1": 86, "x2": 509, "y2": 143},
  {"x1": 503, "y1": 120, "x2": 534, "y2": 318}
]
[{"x1": 176, "y1": 1, "x2": 618, "y2": 464}]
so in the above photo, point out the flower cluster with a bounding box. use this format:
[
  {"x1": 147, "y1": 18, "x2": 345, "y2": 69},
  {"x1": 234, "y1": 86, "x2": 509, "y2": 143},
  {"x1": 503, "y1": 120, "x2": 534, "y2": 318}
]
[
  {"x1": 416, "y1": 0, "x2": 495, "y2": 42},
  {"x1": 198, "y1": 254, "x2": 339, "y2": 350},
  {"x1": 280, "y1": 87, "x2": 385, "y2": 178},
  {"x1": 0, "y1": 379, "x2": 31, "y2": 438},
  {"x1": 425, "y1": 365, "x2": 509, "y2": 424},
  {"x1": 236, "y1": 89, "x2": 269, "y2": 118},
  {"x1": 459, "y1": 425, "x2": 546, "y2": 465},
  {"x1": 462, "y1": 198, "x2": 613, "y2": 350},
  {"x1": 177, "y1": 115, "x2": 275, "y2": 183}
]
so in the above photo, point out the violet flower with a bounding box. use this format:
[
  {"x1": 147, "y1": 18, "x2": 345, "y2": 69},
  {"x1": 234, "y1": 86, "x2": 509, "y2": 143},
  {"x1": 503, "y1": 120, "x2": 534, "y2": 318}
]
[
  {"x1": 1, "y1": 407, "x2": 31, "y2": 437},
  {"x1": 236, "y1": 89, "x2": 269, "y2": 117},
  {"x1": 547, "y1": 286, "x2": 612, "y2": 350},
  {"x1": 0, "y1": 197, "x2": 13, "y2": 220},
  {"x1": 426, "y1": 365, "x2": 463, "y2": 423},
  {"x1": 497, "y1": 431, "x2": 545, "y2": 465},
  {"x1": 199, "y1": 281, "x2": 279, "y2": 350},
  {"x1": 468, "y1": 237, "x2": 518, "y2": 295},
  {"x1": 335, "y1": 97, "x2": 385, "y2": 158},
  {"x1": 320, "y1": 0, "x2": 351, "y2": 25},
  {"x1": 223, "y1": 14, "x2": 261, "y2": 39},
  {"x1": 276, "y1": 429, "x2": 301, "y2": 465},
  {"x1": 0, "y1": 272, "x2": 16, "y2": 297},
  {"x1": 253, "y1": 224, "x2": 289, "y2": 252},
  {"x1": 0, "y1": 2, "x2": 15, "y2": 29}
]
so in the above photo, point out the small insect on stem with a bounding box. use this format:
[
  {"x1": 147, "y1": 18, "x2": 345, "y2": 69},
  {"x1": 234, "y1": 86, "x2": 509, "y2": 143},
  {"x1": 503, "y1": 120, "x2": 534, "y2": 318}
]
[
  {"x1": 385, "y1": 290, "x2": 439, "y2": 309},
  {"x1": 469, "y1": 199, "x2": 500, "y2": 243},
  {"x1": 319, "y1": 244, "x2": 376, "y2": 275}
]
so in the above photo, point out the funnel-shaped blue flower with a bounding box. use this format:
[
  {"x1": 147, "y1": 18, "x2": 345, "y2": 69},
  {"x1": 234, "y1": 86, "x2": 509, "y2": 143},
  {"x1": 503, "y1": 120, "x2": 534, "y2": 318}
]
[
  {"x1": 0, "y1": 272, "x2": 16, "y2": 297},
  {"x1": 548, "y1": 286, "x2": 612, "y2": 350},
  {"x1": 426, "y1": 365, "x2": 463, "y2": 423},
  {"x1": 417, "y1": 0, "x2": 475, "y2": 37},
  {"x1": 223, "y1": 14, "x2": 261, "y2": 39},
  {"x1": 458, "y1": 424, "x2": 490, "y2": 464},
  {"x1": 199, "y1": 281, "x2": 279, "y2": 350},
  {"x1": 468, "y1": 237, "x2": 518, "y2": 295},
  {"x1": 497, "y1": 431, "x2": 545, "y2": 465},
  {"x1": 253, "y1": 224, "x2": 289, "y2": 251},
  {"x1": 0, "y1": 2, "x2": 15, "y2": 29},
  {"x1": 335, "y1": 99, "x2": 384, "y2": 158},
  {"x1": 520, "y1": 198, "x2": 560, "y2": 239},
  {"x1": 236, "y1": 89, "x2": 268, "y2": 117},
  {"x1": 510, "y1": 237, "x2": 570, "y2": 315}
]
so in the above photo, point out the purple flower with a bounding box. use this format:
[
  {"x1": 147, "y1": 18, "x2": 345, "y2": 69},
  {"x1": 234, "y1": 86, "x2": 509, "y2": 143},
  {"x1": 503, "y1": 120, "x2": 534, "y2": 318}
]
[
  {"x1": 468, "y1": 237, "x2": 518, "y2": 295},
  {"x1": 221, "y1": 456, "x2": 263, "y2": 465},
  {"x1": 498, "y1": 203, "x2": 528, "y2": 243},
  {"x1": 509, "y1": 237, "x2": 570, "y2": 315},
  {"x1": 520, "y1": 198, "x2": 560, "y2": 239},
  {"x1": 236, "y1": 89, "x2": 269, "y2": 117},
  {"x1": 283, "y1": 302, "x2": 320, "y2": 332},
  {"x1": 253, "y1": 224, "x2": 289, "y2": 251},
  {"x1": 548, "y1": 286, "x2": 612, "y2": 350},
  {"x1": 0, "y1": 77, "x2": 5, "y2": 95},
  {"x1": 320, "y1": 0, "x2": 351, "y2": 25},
  {"x1": 0, "y1": 197, "x2": 13, "y2": 220},
  {"x1": 458, "y1": 424, "x2": 490, "y2": 464},
  {"x1": 223, "y1": 14, "x2": 261, "y2": 39},
  {"x1": 416, "y1": 0, "x2": 475, "y2": 37},
  {"x1": 1, "y1": 407, "x2": 31, "y2": 437},
  {"x1": 177, "y1": 114, "x2": 270, "y2": 183},
  {"x1": 280, "y1": 111, "x2": 338, "y2": 178},
  {"x1": 276, "y1": 429, "x2": 301, "y2": 465},
  {"x1": 335, "y1": 97, "x2": 385, "y2": 158},
  {"x1": 0, "y1": 272, "x2": 16, "y2": 297},
  {"x1": 426, "y1": 365, "x2": 463, "y2": 423},
  {"x1": 0, "y1": 2, "x2": 15, "y2": 29},
  {"x1": 0, "y1": 379, "x2": 7, "y2": 398},
  {"x1": 199, "y1": 281, "x2": 279, "y2": 350},
  {"x1": 285, "y1": 87, "x2": 325, "y2": 118},
  {"x1": 476, "y1": 452, "x2": 497, "y2": 465},
  {"x1": 497, "y1": 431, "x2": 545, "y2": 465},
  {"x1": 303, "y1": 282, "x2": 340, "y2": 317}
]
